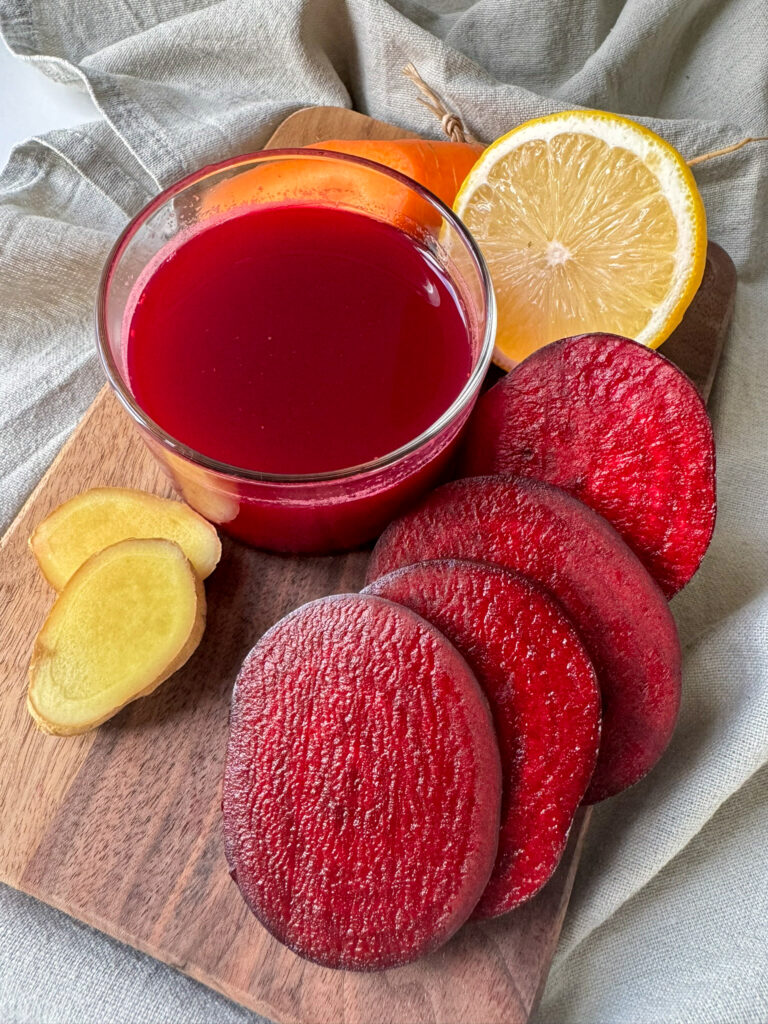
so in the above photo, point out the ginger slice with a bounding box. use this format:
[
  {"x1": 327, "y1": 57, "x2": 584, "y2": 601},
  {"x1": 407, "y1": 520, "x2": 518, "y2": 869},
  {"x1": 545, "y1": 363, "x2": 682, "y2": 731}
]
[
  {"x1": 30, "y1": 487, "x2": 221, "y2": 590},
  {"x1": 28, "y1": 538, "x2": 206, "y2": 735}
]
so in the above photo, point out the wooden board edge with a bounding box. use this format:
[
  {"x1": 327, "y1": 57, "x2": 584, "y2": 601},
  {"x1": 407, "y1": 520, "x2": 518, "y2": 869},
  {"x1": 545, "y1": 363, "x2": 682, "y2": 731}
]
[
  {"x1": 528, "y1": 808, "x2": 592, "y2": 1018},
  {"x1": 1, "y1": 386, "x2": 112, "y2": 551},
  {"x1": 16, "y1": 875, "x2": 307, "y2": 1024},
  {"x1": 267, "y1": 106, "x2": 420, "y2": 145}
]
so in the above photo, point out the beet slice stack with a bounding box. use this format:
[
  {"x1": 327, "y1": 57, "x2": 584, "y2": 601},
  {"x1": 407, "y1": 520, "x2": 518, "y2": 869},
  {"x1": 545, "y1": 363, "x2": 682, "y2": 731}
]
[
  {"x1": 223, "y1": 593, "x2": 502, "y2": 971},
  {"x1": 461, "y1": 333, "x2": 716, "y2": 596},
  {"x1": 365, "y1": 559, "x2": 600, "y2": 917},
  {"x1": 367, "y1": 475, "x2": 682, "y2": 803}
]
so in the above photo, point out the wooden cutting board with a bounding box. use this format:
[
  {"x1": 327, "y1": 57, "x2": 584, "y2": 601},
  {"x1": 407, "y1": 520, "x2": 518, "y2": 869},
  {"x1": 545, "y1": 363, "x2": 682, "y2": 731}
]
[{"x1": 0, "y1": 106, "x2": 735, "y2": 1024}]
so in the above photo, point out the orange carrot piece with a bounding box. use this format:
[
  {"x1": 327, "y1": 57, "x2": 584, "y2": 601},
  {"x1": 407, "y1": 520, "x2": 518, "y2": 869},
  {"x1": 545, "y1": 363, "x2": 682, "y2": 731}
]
[
  {"x1": 305, "y1": 138, "x2": 482, "y2": 207},
  {"x1": 199, "y1": 138, "x2": 481, "y2": 227}
]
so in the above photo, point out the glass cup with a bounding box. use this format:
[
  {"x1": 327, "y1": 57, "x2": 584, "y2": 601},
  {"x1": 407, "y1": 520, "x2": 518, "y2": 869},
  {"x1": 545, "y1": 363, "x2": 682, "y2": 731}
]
[{"x1": 97, "y1": 149, "x2": 496, "y2": 553}]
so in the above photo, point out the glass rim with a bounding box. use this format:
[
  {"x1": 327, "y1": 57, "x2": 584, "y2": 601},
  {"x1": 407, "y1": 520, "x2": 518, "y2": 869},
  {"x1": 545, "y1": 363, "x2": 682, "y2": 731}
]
[{"x1": 96, "y1": 146, "x2": 497, "y2": 485}]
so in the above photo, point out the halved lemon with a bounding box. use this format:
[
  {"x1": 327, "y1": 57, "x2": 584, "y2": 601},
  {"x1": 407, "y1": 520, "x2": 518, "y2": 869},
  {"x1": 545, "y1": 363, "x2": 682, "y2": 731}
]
[{"x1": 454, "y1": 110, "x2": 707, "y2": 368}]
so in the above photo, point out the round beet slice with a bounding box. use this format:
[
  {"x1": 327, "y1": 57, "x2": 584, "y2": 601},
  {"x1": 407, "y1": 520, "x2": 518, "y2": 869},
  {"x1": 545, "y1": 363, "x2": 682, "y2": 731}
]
[
  {"x1": 367, "y1": 476, "x2": 682, "y2": 803},
  {"x1": 461, "y1": 333, "x2": 716, "y2": 597},
  {"x1": 223, "y1": 593, "x2": 501, "y2": 970},
  {"x1": 364, "y1": 560, "x2": 600, "y2": 917}
]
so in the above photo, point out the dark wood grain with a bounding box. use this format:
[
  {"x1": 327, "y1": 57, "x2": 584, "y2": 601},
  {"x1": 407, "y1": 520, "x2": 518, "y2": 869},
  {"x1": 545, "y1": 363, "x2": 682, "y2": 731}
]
[
  {"x1": 0, "y1": 107, "x2": 734, "y2": 1024},
  {"x1": 661, "y1": 242, "x2": 736, "y2": 399}
]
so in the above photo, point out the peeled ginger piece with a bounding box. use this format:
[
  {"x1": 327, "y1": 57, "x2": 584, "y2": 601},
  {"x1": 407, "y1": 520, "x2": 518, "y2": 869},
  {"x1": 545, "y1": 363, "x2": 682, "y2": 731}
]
[
  {"x1": 28, "y1": 538, "x2": 206, "y2": 735},
  {"x1": 30, "y1": 487, "x2": 221, "y2": 590}
]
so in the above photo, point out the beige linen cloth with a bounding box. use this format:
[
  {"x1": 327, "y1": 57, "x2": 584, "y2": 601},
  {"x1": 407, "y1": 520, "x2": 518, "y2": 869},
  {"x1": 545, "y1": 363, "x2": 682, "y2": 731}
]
[{"x1": 1, "y1": 1, "x2": 767, "y2": 1021}]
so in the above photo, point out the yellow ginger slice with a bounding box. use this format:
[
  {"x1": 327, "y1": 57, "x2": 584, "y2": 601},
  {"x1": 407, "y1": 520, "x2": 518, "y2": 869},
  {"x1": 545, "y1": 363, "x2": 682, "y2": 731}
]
[
  {"x1": 30, "y1": 487, "x2": 221, "y2": 590},
  {"x1": 28, "y1": 538, "x2": 206, "y2": 735}
]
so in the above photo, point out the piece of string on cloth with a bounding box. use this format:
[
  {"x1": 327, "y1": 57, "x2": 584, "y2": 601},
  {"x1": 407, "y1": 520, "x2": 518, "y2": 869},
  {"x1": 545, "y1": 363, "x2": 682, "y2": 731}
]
[
  {"x1": 402, "y1": 64, "x2": 768, "y2": 165},
  {"x1": 402, "y1": 63, "x2": 479, "y2": 144}
]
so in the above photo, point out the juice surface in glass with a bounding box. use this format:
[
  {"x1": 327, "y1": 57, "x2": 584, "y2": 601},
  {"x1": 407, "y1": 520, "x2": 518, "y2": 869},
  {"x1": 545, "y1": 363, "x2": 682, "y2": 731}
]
[
  {"x1": 127, "y1": 205, "x2": 471, "y2": 475},
  {"x1": 124, "y1": 203, "x2": 475, "y2": 550}
]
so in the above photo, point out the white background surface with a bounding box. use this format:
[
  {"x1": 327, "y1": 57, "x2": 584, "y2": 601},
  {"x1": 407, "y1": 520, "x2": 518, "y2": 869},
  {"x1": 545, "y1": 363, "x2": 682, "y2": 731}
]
[{"x1": 0, "y1": 40, "x2": 96, "y2": 167}]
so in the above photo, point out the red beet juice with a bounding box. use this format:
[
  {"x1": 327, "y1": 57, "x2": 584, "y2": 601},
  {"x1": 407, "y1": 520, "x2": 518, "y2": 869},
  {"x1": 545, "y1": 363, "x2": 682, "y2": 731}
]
[{"x1": 124, "y1": 204, "x2": 475, "y2": 551}]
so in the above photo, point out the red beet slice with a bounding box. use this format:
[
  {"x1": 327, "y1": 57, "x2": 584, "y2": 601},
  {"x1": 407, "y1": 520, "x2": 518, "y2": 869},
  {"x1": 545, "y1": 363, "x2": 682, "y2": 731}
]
[
  {"x1": 367, "y1": 476, "x2": 682, "y2": 803},
  {"x1": 461, "y1": 333, "x2": 716, "y2": 597},
  {"x1": 364, "y1": 560, "x2": 600, "y2": 917},
  {"x1": 223, "y1": 593, "x2": 502, "y2": 970}
]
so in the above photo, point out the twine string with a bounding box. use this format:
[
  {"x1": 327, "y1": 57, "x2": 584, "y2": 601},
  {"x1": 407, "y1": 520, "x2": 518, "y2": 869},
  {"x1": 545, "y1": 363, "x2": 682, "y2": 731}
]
[
  {"x1": 403, "y1": 63, "x2": 767, "y2": 167},
  {"x1": 687, "y1": 136, "x2": 768, "y2": 166},
  {"x1": 402, "y1": 63, "x2": 476, "y2": 144}
]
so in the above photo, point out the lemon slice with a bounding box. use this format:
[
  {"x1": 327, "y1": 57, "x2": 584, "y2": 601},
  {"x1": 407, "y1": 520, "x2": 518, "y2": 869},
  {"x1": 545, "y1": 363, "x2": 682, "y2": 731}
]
[{"x1": 454, "y1": 110, "x2": 707, "y2": 368}]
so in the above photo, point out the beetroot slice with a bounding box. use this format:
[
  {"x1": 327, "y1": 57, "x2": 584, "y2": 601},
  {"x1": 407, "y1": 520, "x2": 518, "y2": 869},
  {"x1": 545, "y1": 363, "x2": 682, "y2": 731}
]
[
  {"x1": 223, "y1": 593, "x2": 501, "y2": 970},
  {"x1": 367, "y1": 476, "x2": 682, "y2": 803},
  {"x1": 364, "y1": 560, "x2": 600, "y2": 917},
  {"x1": 461, "y1": 333, "x2": 716, "y2": 597}
]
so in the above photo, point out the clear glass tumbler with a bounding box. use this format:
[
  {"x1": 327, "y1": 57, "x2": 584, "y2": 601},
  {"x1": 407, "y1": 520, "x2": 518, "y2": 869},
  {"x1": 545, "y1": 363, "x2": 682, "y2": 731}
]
[{"x1": 97, "y1": 148, "x2": 495, "y2": 553}]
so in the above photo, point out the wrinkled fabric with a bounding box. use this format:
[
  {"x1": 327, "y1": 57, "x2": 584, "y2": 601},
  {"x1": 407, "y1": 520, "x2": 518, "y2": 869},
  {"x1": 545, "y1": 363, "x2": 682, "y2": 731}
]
[{"x1": 1, "y1": 1, "x2": 767, "y2": 1021}]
